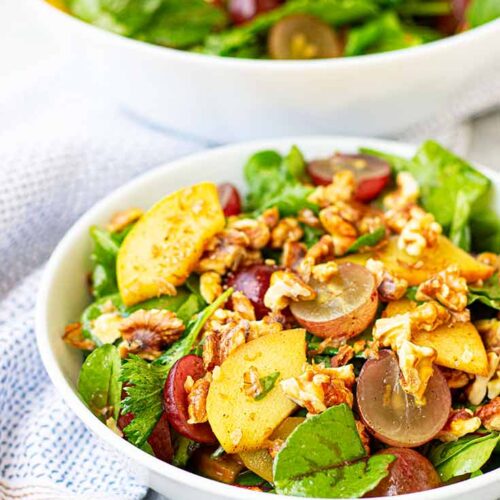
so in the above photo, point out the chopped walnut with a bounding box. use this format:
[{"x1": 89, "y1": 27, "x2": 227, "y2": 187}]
[
  {"x1": 476, "y1": 252, "x2": 499, "y2": 271},
  {"x1": 441, "y1": 368, "x2": 471, "y2": 389},
  {"x1": 243, "y1": 366, "x2": 263, "y2": 399},
  {"x1": 297, "y1": 235, "x2": 334, "y2": 281},
  {"x1": 229, "y1": 218, "x2": 270, "y2": 249},
  {"x1": 258, "y1": 207, "x2": 280, "y2": 229},
  {"x1": 467, "y1": 351, "x2": 500, "y2": 405},
  {"x1": 383, "y1": 172, "x2": 419, "y2": 210},
  {"x1": 356, "y1": 420, "x2": 370, "y2": 454},
  {"x1": 372, "y1": 313, "x2": 412, "y2": 350},
  {"x1": 475, "y1": 319, "x2": 500, "y2": 355},
  {"x1": 240, "y1": 249, "x2": 263, "y2": 268},
  {"x1": 410, "y1": 301, "x2": 451, "y2": 332},
  {"x1": 475, "y1": 397, "x2": 500, "y2": 431},
  {"x1": 263, "y1": 270, "x2": 316, "y2": 312},
  {"x1": 281, "y1": 241, "x2": 307, "y2": 270},
  {"x1": 280, "y1": 363, "x2": 355, "y2": 415},
  {"x1": 366, "y1": 259, "x2": 408, "y2": 302},
  {"x1": 398, "y1": 210, "x2": 442, "y2": 257},
  {"x1": 63, "y1": 322, "x2": 95, "y2": 350},
  {"x1": 437, "y1": 409, "x2": 482, "y2": 442},
  {"x1": 186, "y1": 373, "x2": 212, "y2": 424},
  {"x1": 319, "y1": 206, "x2": 358, "y2": 256},
  {"x1": 330, "y1": 344, "x2": 354, "y2": 368},
  {"x1": 199, "y1": 271, "x2": 222, "y2": 304},
  {"x1": 416, "y1": 265, "x2": 468, "y2": 312},
  {"x1": 311, "y1": 261, "x2": 339, "y2": 283},
  {"x1": 106, "y1": 207, "x2": 143, "y2": 233},
  {"x1": 298, "y1": 208, "x2": 321, "y2": 227},
  {"x1": 247, "y1": 316, "x2": 283, "y2": 341},
  {"x1": 271, "y1": 218, "x2": 303, "y2": 248},
  {"x1": 119, "y1": 309, "x2": 185, "y2": 360},
  {"x1": 231, "y1": 291, "x2": 256, "y2": 321},
  {"x1": 308, "y1": 170, "x2": 356, "y2": 207}
]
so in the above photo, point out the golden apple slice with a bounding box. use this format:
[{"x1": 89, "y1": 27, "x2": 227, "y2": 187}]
[{"x1": 117, "y1": 182, "x2": 224, "y2": 306}]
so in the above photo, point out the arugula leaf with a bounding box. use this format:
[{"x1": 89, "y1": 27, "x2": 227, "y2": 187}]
[
  {"x1": 273, "y1": 404, "x2": 394, "y2": 498},
  {"x1": 468, "y1": 273, "x2": 500, "y2": 310},
  {"x1": 468, "y1": 0, "x2": 500, "y2": 27},
  {"x1": 428, "y1": 433, "x2": 500, "y2": 481},
  {"x1": 347, "y1": 226, "x2": 386, "y2": 253},
  {"x1": 78, "y1": 344, "x2": 122, "y2": 421},
  {"x1": 254, "y1": 371, "x2": 280, "y2": 401},
  {"x1": 120, "y1": 288, "x2": 233, "y2": 445}
]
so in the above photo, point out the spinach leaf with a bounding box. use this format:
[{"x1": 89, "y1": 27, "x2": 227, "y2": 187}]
[
  {"x1": 469, "y1": 273, "x2": 500, "y2": 310},
  {"x1": 126, "y1": 289, "x2": 190, "y2": 314},
  {"x1": 254, "y1": 371, "x2": 280, "y2": 401},
  {"x1": 468, "y1": 0, "x2": 500, "y2": 27},
  {"x1": 428, "y1": 433, "x2": 500, "y2": 481},
  {"x1": 469, "y1": 207, "x2": 500, "y2": 253},
  {"x1": 282, "y1": 145, "x2": 308, "y2": 182},
  {"x1": 78, "y1": 344, "x2": 122, "y2": 421},
  {"x1": 175, "y1": 293, "x2": 206, "y2": 324},
  {"x1": 203, "y1": 0, "x2": 380, "y2": 57},
  {"x1": 449, "y1": 190, "x2": 472, "y2": 250},
  {"x1": 273, "y1": 404, "x2": 394, "y2": 498},
  {"x1": 347, "y1": 226, "x2": 386, "y2": 253},
  {"x1": 90, "y1": 226, "x2": 120, "y2": 299}
]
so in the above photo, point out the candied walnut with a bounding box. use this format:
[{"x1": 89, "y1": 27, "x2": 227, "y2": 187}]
[
  {"x1": 231, "y1": 291, "x2": 256, "y2": 321},
  {"x1": 187, "y1": 372, "x2": 212, "y2": 424},
  {"x1": 383, "y1": 172, "x2": 419, "y2": 210},
  {"x1": 63, "y1": 322, "x2": 95, "y2": 351},
  {"x1": 258, "y1": 207, "x2": 280, "y2": 229},
  {"x1": 263, "y1": 270, "x2": 316, "y2": 312},
  {"x1": 384, "y1": 204, "x2": 427, "y2": 235},
  {"x1": 356, "y1": 420, "x2": 370, "y2": 454},
  {"x1": 119, "y1": 309, "x2": 185, "y2": 360},
  {"x1": 229, "y1": 218, "x2": 270, "y2": 249},
  {"x1": 466, "y1": 351, "x2": 500, "y2": 405},
  {"x1": 106, "y1": 207, "x2": 143, "y2": 233},
  {"x1": 366, "y1": 258, "x2": 408, "y2": 302},
  {"x1": 308, "y1": 170, "x2": 356, "y2": 207},
  {"x1": 398, "y1": 210, "x2": 442, "y2": 257},
  {"x1": 475, "y1": 397, "x2": 500, "y2": 431},
  {"x1": 200, "y1": 271, "x2": 222, "y2": 304},
  {"x1": 437, "y1": 408, "x2": 482, "y2": 442},
  {"x1": 297, "y1": 235, "x2": 334, "y2": 281},
  {"x1": 398, "y1": 340, "x2": 436, "y2": 406},
  {"x1": 281, "y1": 241, "x2": 307, "y2": 270},
  {"x1": 416, "y1": 265, "x2": 468, "y2": 312},
  {"x1": 477, "y1": 252, "x2": 499, "y2": 271},
  {"x1": 373, "y1": 313, "x2": 412, "y2": 350},
  {"x1": 357, "y1": 211, "x2": 386, "y2": 236},
  {"x1": 243, "y1": 366, "x2": 263, "y2": 399},
  {"x1": 298, "y1": 208, "x2": 321, "y2": 227},
  {"x1": 312, "y1": 261, "x2": 339, "y2": 283},
  {"x1": 280, "y1": 363, "x2": 355, "y2": 415},
  {"x1": 330, "y1": 344, "x2": 354, "y2": 368},
  {"x1": 475, "y1": 319, "x2": 500, "y2": 354},
  {"x1": 271, "y1": 218, "x2": 303, "y2": 249},
  {"x1": 319, "y1": 207, "x2": 358, "y2": 256},
  {"x1": 441, "y1": 368, "x2": 471, "y2": 389},
  {"x1": 410, "y1": 301, "x2": 451, "y2": 332},
  {"x1": 247, "y1": 316, "x2": 283, "y2": 341},
  {"x1": 196, "y1": 229, "x2": 249, "y2": 274}
]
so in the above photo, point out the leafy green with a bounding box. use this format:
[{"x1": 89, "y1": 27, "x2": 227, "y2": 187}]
[
  {"x1": 468, "y1": 0, "x2": 500, "y2": 27},
  {"x1": 347, "y1": 226, "x2": 386, "y2": 253},
  {"x1": 172, "y1": 434, "x2": 200, "y2": 467},
  {"x1": 120, "y1": 288, "x2": 233, "y2": 445},
  {"x1": 469, "y1": 273, "x2": 500, "y2": 310},
  {"x1": 81, "y1": 293, "x2": 123, "y2": 342},
  {"x1": 449, "y1": 190, "x2": 472, "y2": 250},
  {"x1": 236, "y1": 470, "x2": 271, "y2": 488},
  {"x1": 203, "y1": 0, "x2": 380, "y2": 57},
  {"x1": 429, "y1": 433, "x2": 500, "y2": 481},
  {"x1": 126, "y1": 289, "x2": 191, "y2": 314},
  {"x1": 396, "y1": 1, "x2": 451, "y2": 16},
  {"x1": 273, "y1": 404, "x2": 394, "y2": 498},
  {"x1": 78, "y1": 344, "x2": 122, "y2": 421},
  {"x1": 302, "y1": 224, "x2": 324, "y2": 248},
  {"x1": 255, "y1": 371, "x2": 280, "y2": 401},
  {"x1": 175, "y1": 293, "x2": 206, "y2": 324},
  {"x1": 244, "y1": 146, "x2": 317, "y2": 216}
]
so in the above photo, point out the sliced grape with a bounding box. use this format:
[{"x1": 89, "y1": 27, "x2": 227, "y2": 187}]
[
  {"x1": 218, "y1": 183, "x2": 242, "y2": 217},
  {"x1": 357, "y1": 350, "x2": 451, "y2": 448},
  {"x1": 290, "y1": 263, "x2": 378, "y2": 339},
  {"x1": 229, "y1": 0, "x2": 282, "y2": 25},
  {"x1": 164, "y1": 355, "x2": 217, "y2": 444}
]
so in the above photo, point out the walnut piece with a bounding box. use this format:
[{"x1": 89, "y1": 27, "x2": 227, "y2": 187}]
[
  {"x1": 319, "y1": 206, "x2": 357, "y2": 256},
  {"x1": 119, "y1": 309, "x2": 185, "y2": 360},
  {"x1": 186, "y1": 373, "x2": 212, "y2": 424},
  {"x1": 366, "y1": 258, "x2": 408, "y2": 302},
  {"x1": 281, "y1": 241, "x2": 307, "y2": 270},
  {"x1": 231, "y1": 291, "x2": 256, "y2": 321},
  {"x1": 475, "y1": 319, "x2": 500, "y2": 355},
  {"x1": 416, "y1": 265, "x2": 468, "y2": 312},
  {"x1": 271, "y1": 218, "x2": 303, "y2": 249},
  {"x1": 330, "y1": 344, "x2": 354, "y2": 368},
  {"x1": 229, "y1": 218, "x2": 270, "y2": 249},
  {"x1": 63, "y1": 322, "x2": 95, "y2": 351},
  {"x1": 106, "y1": 207, "x2": 143, "y2": 233},
  {"x1": 398, "y1": 209, "x2": 442, "y2": 257},
  {"x1": 297, "y1": 235, "x2": 334, "y2": 281},
  {"x1": 258, "y1": 207, "x2": 280, "y2": 229},
  {"x1": 243, "y1": 366, "x2": 263, "y2": 399},
  {"x1": 475, "y1": 397, "x2": 500, "y2": 431},
  {"x1": 311, "y1": 261, "x2": 339, "y2": 283},
  {"x1": 437, "y1": 408, "x2": 482, "y2": 442},
  {"x1": 199, "y1": 271, "x2": 222, "y2": 304},
  {"x1": 308, "y1": 170, "x2": 356, "y2": 207},
  {"x1": 383, "y1": 172, "x2": 419, "y2": 210},
  {"x1": 263, "y1": 270, "x2": 316, "y2": 312}
]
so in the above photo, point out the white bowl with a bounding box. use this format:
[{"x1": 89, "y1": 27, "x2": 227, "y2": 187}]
[
  {"x1": 33, "y1": 0, "x2": 500, "y2": 143},
  {"x1": 36, "y1": 136, "x2": 500, "y2": 500}
]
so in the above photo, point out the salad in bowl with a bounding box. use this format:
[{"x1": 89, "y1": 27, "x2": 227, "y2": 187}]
[{"x1": 59, "y1": 139, "x2": 499, "y2": 498}]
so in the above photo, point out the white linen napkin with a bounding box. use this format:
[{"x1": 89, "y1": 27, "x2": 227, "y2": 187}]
[{"x1": 0, "y1": 49, "x2": 499, "y2": 499}]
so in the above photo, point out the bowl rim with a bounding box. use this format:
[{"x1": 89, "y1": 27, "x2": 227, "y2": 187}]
[
  {"x1": 36, "y1": 136, "x2": 500, "y2": 500},
  {"x1": 35, "y1": 0, "x2": 500, "y2": 71}
]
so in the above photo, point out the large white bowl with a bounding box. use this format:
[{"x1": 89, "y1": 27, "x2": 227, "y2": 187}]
[
  {"x1": 33, "y1": 0, "x2": 500, "y2": 143},
  {"x1": 36, "y1": 136, "x2": 500, "y2": 500}
]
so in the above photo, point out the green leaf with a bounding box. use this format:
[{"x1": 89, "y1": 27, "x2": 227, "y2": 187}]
[
  {"x1": 282, "y1": 145, "x2": 307, "y2": 182},
  {"x1": 428, "y1": 433, "x2": 500, "y2": 481},
  {"x1": 468, "y1": 273, "x2": 500, "y2": 310},
  {"x1": 81, "y1": 293, "x2": 124, "y2": 344},
  {"x1": 449, "y1": 190, "x2": 472, "y2": 251},
  {"x1": 273, "y1": 404, "x2": 394, "y2": 498},
  {"x1": 172, "y1": 434, "x2": 200, "y2": 467},
  {"x1": 78, "y1": 344, "x2": 122, "y2": 421},
  {"x1": 126, "y1": 289, "x2": 190, "y2": 314},
  {"x1": 347, "y1": 226, "x2": 386, "y2": 253},
  {"x1": 254, "y1": 371, "x2": 280, "y2": 401},
  {"x1": 90, "y1": 226, "x2": 121, "y2": 299},
  {"x1": 468, "y1": 0, "x2": 500, "y2": 27},
  {"x1": 175, "y1": 293, "x2": 206, "y2": 324}
]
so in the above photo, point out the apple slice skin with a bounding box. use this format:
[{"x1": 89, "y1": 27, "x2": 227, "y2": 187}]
[{"x1": 290, "y1": 263, "x2": 378, "y2": 339}]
